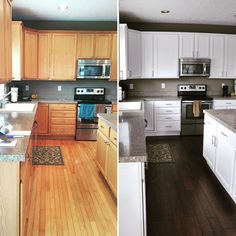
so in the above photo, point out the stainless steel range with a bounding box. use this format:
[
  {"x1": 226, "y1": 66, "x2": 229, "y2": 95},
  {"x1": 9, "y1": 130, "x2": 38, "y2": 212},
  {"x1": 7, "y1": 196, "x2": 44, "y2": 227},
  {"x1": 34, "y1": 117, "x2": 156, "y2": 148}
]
[
  {"x1": 74, "y1": 87, "x2": 112, "y2": 141},
  {"x1": 178, "y1": 84, "x2": 213, "y2": 135}
]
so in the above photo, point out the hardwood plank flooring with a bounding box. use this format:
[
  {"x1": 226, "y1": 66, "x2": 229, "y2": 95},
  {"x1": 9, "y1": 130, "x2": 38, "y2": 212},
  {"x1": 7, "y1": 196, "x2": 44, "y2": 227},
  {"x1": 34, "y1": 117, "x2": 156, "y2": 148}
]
[
  {"x1": 146, "y1": 136, "x2": 236, "y2": 236},
  {"x1": 25, "y1": 139, "x2": 117, "y2": 236}
]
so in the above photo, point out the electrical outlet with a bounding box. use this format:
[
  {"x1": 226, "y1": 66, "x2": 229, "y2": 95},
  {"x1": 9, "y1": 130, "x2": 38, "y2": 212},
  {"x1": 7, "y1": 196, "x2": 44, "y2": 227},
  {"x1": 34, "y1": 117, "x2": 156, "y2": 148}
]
[
  {"x1": 129, "y1": 84, "x2": 134, "y2": 90},
  {"x1": 58, "y1": 85, "x2": 62, "y2": 91},
  {"x1": 161, "y1": 83, "x2": 166, "y2": 89},
  {"x1": 25, "y1": 85, "x2": 29, "y2": 91}
]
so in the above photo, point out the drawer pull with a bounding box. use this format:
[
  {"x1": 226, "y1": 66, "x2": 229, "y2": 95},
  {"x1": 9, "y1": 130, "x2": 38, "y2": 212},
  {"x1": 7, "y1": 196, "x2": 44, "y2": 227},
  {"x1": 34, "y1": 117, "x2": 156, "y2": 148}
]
[
  {"x1": 165, "y1": 125, "x2": 172, "y2": 128},
  {"x1": 100, "y1": 125, "x2": 104, "y2": 129},
  {"x1": 113, "y1": 137, "x2": 117, "y2": 141},
  {"x1": 165, "y1": 104, "x2": 173, "y2": 106},
  {"x1": 166, "y1": 110, "x2": 172, "y2": 112},
  {"x1": 226, "y1": 102, "x2": 232, "y2": 105},
  {"x1": 165, "y1": 117, "x2": 172, "y2": 120},
  {"x1": 220, "y1": 132, "x2": 228, "y2": 137}
]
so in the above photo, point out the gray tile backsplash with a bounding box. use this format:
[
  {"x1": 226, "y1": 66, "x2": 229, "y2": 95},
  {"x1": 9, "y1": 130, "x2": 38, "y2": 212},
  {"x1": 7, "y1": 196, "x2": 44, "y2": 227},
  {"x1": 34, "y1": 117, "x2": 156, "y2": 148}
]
[
  {"x1": 9, "y1": 80, "x2": 117, "y2": 102},
  {"x1": 119, "y1": 78, "x2": 234, "y2": 97}
]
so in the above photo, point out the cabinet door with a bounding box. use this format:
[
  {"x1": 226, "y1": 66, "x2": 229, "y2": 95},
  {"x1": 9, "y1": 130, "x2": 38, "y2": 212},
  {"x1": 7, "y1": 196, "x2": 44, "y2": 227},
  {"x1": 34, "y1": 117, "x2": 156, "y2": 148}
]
[
  {"x1": 107, "y1": 142, "x2": 117, "y2": 197},
  {"x1": 24, "y1": 30, "x2": 38, "y2": 79},
  {"x1": 210, "y1": 35, "x2": 225, "y2": 78},
  {"x1": 144, "y1": 101, "x2": 154, "y2": 131},
  {"x1": 224, "y1": 35, "x2": 236, "y2": 78},
  {"x1": 94, "y1": 33, "x2": 112, "y2": 59},
  {"x1": 0, "y1": 1, "x2": 5, "y2": 81},
  {"x1": 195, "y1": 34, "x2": 210, "y2": 58},
  {"x1": 77, "y1": 33, "x2": 95, "y2": 59},
  {"x1": 203, "y1": 116, "x2": 217, "y2": 170},
  {"x1": 96, "y1": 130, "x2": 109, "y2": 176},
  {"x1": 38, "y1": 33, "x2": 51, "y2": 80},
  {"x1": 141, "y1": 33, "x2": 154, "y2": 78},
  {"x1": 179, "y1": 33, "x2": 195, "y2": 57},
  {"x1": 154, "y1": 33, "x2": 179, "y2": 78},
  {"x1": 35, "y1": 103, "x2": 49, "y2": 135},
  {"x1": 127, "y1": 29, "x2": 141, "y2": 78},
  {"x1": 50, "y1": 33, "x2": 77, "y2": 80},
  {"x1": 119, "y1": 24, "x2": 128, "y2": 80},
  {"x1": 110, "y1": 34, "x2": 117, "y2": 81}
]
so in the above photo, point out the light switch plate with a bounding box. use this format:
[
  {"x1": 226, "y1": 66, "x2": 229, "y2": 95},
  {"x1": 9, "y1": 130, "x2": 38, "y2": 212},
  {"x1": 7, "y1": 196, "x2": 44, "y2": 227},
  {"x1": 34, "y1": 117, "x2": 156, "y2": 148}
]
[
  {"x1": 161, "y1": 83, "x2": 165, "y2": 89},
  {"x1": 58, "y1": 85, "x2": 62, "y2": 91},
  {"x1": 25, "y1": 85, "x2": 29, "y2": 91}
]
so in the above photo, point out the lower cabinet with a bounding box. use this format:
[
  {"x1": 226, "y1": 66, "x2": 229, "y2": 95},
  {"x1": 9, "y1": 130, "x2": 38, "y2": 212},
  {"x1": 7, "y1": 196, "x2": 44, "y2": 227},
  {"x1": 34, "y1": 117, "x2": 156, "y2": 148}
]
[{"x1": 35, "y1": 103, "x2": 49, "y2": 135}]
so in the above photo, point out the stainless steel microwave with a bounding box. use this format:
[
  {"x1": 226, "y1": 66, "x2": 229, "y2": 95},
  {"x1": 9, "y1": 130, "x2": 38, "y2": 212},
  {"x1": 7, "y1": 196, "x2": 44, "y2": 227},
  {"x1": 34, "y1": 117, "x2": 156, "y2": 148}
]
[
  {"x1": 77, "y1": 59, "x2": 111, "y2": 79},
  {"x1": 179, "y1": 58, "x2": 211, "y2": 77}
]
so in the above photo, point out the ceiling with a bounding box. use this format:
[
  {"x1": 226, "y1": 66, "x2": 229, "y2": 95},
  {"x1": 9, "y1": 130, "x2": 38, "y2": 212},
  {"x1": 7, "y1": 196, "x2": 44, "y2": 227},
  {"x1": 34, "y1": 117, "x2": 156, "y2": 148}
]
[
  {"x1": 120, "y1": 0, "x2": 236, "y2": 26},
  {"x1": 12, "y1": 0, "x2": 117, "y2": 21}
]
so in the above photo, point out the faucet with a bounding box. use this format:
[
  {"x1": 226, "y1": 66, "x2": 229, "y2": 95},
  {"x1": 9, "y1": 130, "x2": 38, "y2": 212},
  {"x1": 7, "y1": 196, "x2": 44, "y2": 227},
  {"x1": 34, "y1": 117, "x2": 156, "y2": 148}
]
[{"x1": 0, "y1": 91, "x2": 12, "y2": 108}]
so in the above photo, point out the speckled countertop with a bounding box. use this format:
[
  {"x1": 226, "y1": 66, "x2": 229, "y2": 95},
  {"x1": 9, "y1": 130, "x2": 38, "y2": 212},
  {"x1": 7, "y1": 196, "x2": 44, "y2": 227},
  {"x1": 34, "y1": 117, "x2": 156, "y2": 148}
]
[
  {"x1": 123, "y1": 96, "x2": 181, "y2": 102},
  {"x1": 97, "y1": 113, "x2": 117, "y2": 131},
  {"x1": 213, "y1": 96, "x2": 236, "y2": 100},
  {"x1": 204, "y1": 109, "x2": 236, "y2": 133},
  {"x1": 119, "y1": 111, "x2": 147, "y2": 163}
]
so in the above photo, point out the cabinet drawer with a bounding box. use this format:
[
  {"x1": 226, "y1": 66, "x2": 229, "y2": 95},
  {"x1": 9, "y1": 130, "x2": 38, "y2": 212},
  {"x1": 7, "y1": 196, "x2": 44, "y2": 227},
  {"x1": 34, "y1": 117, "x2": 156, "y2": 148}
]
[
  {"x1": 49, "y1": 104, "x2": 76, "y2": 110},
  {"x1": 156, "y1": 121, "x2": 180, "y2": 131},
  {"x1": 217, "y1": 124, "x2": 236, "y2": 147},
  {"x1": 204, "y1": 114, "x2": 217, "y2": 128},
  {"x1": 155, "y1": 107, "x2": 180, "y2": 114},
  {"x1": 110, "y1": 128, "x2": 117, "y2": 146},
  {"x1": 50, "y1": 111, "x2": 76, "y2": 118},
  {"x1": 214, "y1": 100, "x2": 236, "y2": 107},
  {"x1": 154, "y1": 101, "x2": 180, "y2": 108},
  {"x1": 156, "y1": 114, "x2": 180, "y2": 121},
  {"x1": 51, "y1": 118, "x2": 75, "y2": 125},
  {"x1": 50, "y1": 125, "x2": 75, "y2": 135},
  {"x1": 98, "y1": 119, "x2": 110, "y2": 137}
]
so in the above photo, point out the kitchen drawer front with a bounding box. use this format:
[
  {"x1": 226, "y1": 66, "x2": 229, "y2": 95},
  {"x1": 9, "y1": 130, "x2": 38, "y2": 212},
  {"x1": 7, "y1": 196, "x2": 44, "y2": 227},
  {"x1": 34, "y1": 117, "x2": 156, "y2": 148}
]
[
  {"x1": 50, "y1": 125, "x2": 75, "y2": 135},
  {"x1": 98, "y1": 119, "x2": 110, "y2": 137},
  {"x1": 154, "y1": 101, "x2": 180, "y2": 108},
  {"x1": 50, "y1": 111, "x2": 76, "y2": 118},
  {"x1": 155, "y1": 107, "x2": 180, "y2": 114},
  {"x1": 110, "y1": 128, "x2": 117, "y2": 146},
  {"x1": 156, "y1": 121, "x2": 180, "y2": 131},
  {"x1": 51, "y1": 118, "x2": 75, "y2": 125},
  {"x1": 214, "y1": 100, "x2": 236, "y2": 107},
  {"x1": 217, "y1": 123, "x2": 236, "y2": 147},
  {"x1": 204, "y1": 114, "x2": 217, "y2": 128},
  {"x1": 156, "y1": 114, "x2": 180, "y2": 121},
  {"x1": 49, "y1": 104, "x2": 76, "y2": 111}
]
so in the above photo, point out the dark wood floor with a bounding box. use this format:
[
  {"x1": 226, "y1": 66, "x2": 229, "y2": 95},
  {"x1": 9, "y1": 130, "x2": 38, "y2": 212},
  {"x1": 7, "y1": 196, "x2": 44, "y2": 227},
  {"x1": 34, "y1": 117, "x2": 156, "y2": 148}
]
[{"x1": 146, "y1": 136, "x2": 236, "y2": 236}]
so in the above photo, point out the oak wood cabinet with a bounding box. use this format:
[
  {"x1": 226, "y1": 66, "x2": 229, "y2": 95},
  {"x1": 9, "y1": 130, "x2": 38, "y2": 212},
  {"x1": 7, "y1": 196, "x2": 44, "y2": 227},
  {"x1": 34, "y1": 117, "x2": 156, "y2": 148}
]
[
  {"x1": 110, "y1": 34, "x2": 117, "y2": 81},
  {"x1": 24, "y1": 29, "x2": 38, "y2": 80},
  {"x1": 77, "y1": 33, "x2": 95, "y2": 59},
  {"x1": 35, "y1": 103, "x2": 49, "y2": 135},
  {"x1": 94, "y1": 33, "x2": 112, "y2": 58},
  {"x1": 0, "y1": 0, "x2": 12, "y2": 83}
]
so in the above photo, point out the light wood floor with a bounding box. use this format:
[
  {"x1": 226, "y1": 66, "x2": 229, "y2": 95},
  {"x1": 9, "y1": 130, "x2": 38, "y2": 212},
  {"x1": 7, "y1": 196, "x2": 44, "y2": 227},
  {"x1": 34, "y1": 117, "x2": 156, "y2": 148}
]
[{"x1": 25, "y1": 139, "x2": 117, "y2": 236}]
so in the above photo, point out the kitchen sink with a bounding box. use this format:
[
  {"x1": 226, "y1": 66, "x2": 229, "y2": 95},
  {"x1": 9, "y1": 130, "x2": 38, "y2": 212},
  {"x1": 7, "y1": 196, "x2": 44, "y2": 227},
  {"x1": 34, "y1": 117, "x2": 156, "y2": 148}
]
[{"x1": 0, "y1": 103, "x2": 36, "y2": 112}]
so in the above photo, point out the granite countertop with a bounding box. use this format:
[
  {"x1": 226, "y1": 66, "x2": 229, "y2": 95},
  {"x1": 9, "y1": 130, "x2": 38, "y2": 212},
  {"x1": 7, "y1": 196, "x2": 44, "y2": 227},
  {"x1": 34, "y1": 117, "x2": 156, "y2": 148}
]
[
  {"x1": 123, "y1": 96, "x2": 181, "y2": 102},
  {"x1": 213, "y1": 96, "x2": 236, "y2": 100},
  {"x1": 204, "y1": 109, "x2": 236, "y2": 133},
  {"x1": 119, "y1": 111, "x2": 147, "y2": 163},
  {"x1": 97, "y1": 113, "x2": 117, "y2": 131}
]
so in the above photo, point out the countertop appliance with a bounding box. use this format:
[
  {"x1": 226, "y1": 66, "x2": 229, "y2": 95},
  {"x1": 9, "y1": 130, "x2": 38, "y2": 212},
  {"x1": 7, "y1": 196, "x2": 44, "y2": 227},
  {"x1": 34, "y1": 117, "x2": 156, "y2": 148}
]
[
  {"x1": 10, "y1": 87, "x2": 18, "y2": 102},
  {"x1": 178, "y1": 84, "x2": 213, "y2": 135},
  {"x1": 77, "y1": 59, "x2": 111, "y2": 79},
  {"x1": 179, "y1": 58, "x2": 211, "y2": 77},
  {"x1": 222, "y1": 85, "x2": 229, "y2": 97},
  {"x1": 74, "y1": 87, "x2": 112, "y2": 141}
]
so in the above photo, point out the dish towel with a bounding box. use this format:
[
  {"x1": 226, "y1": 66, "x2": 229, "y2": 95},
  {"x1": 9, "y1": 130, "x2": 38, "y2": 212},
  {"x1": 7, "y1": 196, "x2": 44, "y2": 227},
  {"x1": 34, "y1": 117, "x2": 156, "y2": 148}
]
[
  {"x1": 79, "y1": 104, "x2": 95, "y2": 119},
  {"x1": 193, "y1": 101, "x2": 201, "y2": 117}
]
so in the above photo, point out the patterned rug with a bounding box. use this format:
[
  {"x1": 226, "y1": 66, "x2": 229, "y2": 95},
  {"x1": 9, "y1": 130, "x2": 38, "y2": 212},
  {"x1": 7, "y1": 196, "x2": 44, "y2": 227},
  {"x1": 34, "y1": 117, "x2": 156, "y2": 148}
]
[
  {"x1": 147, "y1": 143, "x2": 174, "y2": 163},
  {"x1": 32, "y1": 146, "x2": 64, "y2": 165}
]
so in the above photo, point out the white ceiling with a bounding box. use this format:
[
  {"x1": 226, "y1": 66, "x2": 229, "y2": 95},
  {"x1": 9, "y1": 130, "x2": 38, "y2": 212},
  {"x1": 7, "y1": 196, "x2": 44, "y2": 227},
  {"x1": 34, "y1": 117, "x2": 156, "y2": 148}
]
[
  {"x1": 12, "y1": 0, "x2": 117, "y2": 21},
  {"x1": 120, "y1": 0, "x2": 236, "y2": 25}
]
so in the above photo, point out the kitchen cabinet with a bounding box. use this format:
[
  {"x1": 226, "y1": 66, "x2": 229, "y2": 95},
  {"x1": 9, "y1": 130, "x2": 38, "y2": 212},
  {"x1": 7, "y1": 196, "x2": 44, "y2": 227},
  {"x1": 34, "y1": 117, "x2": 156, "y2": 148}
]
[
  {"x1": 49, "y1": 104, "x2": 76, "y2": 136},
  {"x1": 50, "y1": 33, "x2": 77, "y2": 80},
  {"x1": 110, "y1": 34, "x2": 117, "y2": 81},
  {"x1": 0, "y1": 0, "x2": 12, "y2": 83},
  {"x1": 119, "y1": 24, "x2": 128, "y2": 80},
  {"x1": 179, "y1": 33, "x2": 210, "y2": 58},
  {"x1": 94, "y1": 33, "x2": 112, "y2": 59},
  {"x1": 35, "y1": 103, "x2": 49, "y2": 135},
  {"x1": 112, "y1": 103, "x2": 117, "y2": 113},
  {"x1": 77, "y1": 33, "x2": 95, "y2": 59},
  {"x1": 119, "y1": 162, "x2": 146, "y2": 236},
  {"x1": 127, "y1": 29, "x2": 141, "y2": 78},
  {"x1": 24, "y1": 29, "x2": 38, "y2": 80},
  {"x1": 213, "y1": 99, "x2": 236, "y2": 109},
  {"x1": 12, "y1": 21, "x2": 23, "y2": 81},
  {"x1": 38, "y1": 33, "x2": 51, "y2": 80},
  {"x1": 154, "y1": 33, "x2": 179, "y2": 78},
  {"x1": 144, "y1": 101, "x2": 154, "y2": 131}
]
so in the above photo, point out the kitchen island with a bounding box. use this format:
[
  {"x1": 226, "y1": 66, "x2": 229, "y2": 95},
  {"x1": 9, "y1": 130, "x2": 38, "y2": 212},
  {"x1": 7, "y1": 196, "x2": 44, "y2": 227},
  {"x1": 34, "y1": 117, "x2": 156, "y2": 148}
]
[
  {"x1": 203, "y1": 109, "x2": 236, "y2": 203},
  {"x1": 119, "y1": 110, "x2": 147, "y2": 236}
]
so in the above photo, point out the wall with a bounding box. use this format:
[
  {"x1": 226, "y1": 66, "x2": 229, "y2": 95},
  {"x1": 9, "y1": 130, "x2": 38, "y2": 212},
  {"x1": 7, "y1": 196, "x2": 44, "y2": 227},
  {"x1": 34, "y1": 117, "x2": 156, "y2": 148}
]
[
  {"x1": 9, "y1": 80, "x2": 117, "y2": 102},
  {"x1": 119, "y1": 78, "x2": 234, "y2": 97}
]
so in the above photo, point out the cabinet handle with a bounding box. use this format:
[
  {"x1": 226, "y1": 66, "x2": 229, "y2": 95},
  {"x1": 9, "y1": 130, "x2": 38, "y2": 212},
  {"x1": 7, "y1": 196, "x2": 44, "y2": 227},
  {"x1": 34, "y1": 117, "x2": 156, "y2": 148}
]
[
  {"x1": 104, "y1": 141, "x2": 109, "y2": 144},
  {"x1": 165, "y1": 125, "x2": 172, "y2": 128},
  {"x1": 129, "y1": 70, "x2": 132, "y2": 77},
  {"x1": 100, "y1": 125, "x2": 104, "y2": 129},
  {"x1": 222, "y1": 71, "x2": 224, "y2": 77},
  {"x1": 193, "y1": 51, "x2": 195, "y2": 57},
  {"x1": 226, "y1": 102, "x2": 232, "y2": 105},
  {"x1": 165, "y1": 117, "x2": 172, "y2": 120},
  {"x1": 113, "y1": 137, "x2": 117, "y2": 141},
  {"x1": 120, "y1": 70, "x2": 123, "y2": 79},
  {"x1": 165, "y1": 104, "x2": 173, "y2": 106},
  {"x1": 214, "y1": 137, "x2": 218, "y2": 147},
  {"x1": 152, "y1": 70, "x2": 154, "y2": 77},
  {"x1": 166, "y1": 110, "x2": 172, "y2": 112},
  {"x1": 220, "y1": 131, "x2": 228, "y2": 138},
  {"x1": 196, "y1": 51, "x2": 199, "y2": 57}
]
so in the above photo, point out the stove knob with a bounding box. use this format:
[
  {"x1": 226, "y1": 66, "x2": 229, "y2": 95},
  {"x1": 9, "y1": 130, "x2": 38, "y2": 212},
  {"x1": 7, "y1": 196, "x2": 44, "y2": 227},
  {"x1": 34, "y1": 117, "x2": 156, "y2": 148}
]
[{"x1": 184, "y1": 87, "x2": 187, "y2": 89}]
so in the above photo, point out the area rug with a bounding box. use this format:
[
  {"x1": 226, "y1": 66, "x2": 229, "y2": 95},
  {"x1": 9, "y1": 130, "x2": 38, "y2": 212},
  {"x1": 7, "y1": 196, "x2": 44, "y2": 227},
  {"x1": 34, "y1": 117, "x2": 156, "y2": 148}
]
[
  {"x1": 147, "y1": 143, "x2": 174, "y2": 163},
  {"x1": 32, "y1": 146, "x2": 64, "y2": 165}
]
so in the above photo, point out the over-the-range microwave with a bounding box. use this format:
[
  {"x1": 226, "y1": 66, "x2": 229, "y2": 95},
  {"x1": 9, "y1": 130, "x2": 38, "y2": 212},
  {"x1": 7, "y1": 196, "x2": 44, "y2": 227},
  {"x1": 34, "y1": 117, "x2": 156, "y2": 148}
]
[
  {"x1": 77, "y1": 59, "x2": 111, "y2": 79},
  {"x1": 179, "y1": 58, "x2": 211, "y2": 77}
]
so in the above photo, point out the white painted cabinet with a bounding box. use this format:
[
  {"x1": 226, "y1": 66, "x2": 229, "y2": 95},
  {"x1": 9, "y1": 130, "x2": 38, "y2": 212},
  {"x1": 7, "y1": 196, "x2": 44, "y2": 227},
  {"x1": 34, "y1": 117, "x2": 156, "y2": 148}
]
[
  {"x1": 119, "y1": 24, "x2": 128, "y2": 80},
  {"x1": 179, "y1": 33, "x2": 195, "y2": 57},
  {"x1": 154, "y1": 33, "x2": 179, "y2": 78},
  {"x1": 144, "y1": 101, "x2": 154, "y2": 131},
  {"x1": 127, "y1": 29, "x2": 141, "y2": 78},
  {"x1": 213, "y1": 99, "x2": 236, "y2": 109},
  {"x1": 119, "y1": 162, "x2": 146, "y2": 236}
]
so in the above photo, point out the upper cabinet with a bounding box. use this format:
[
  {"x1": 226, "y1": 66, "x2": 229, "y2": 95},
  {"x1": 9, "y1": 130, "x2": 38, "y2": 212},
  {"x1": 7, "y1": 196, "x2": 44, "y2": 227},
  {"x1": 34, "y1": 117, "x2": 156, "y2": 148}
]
[
  {"x1": 224, "y1": 36, "x2": 236, "y2": 78},
  {"x1": 77, "y1": 33, "x2": 95, "y2": 59},
  {"x1": 94, "y1": 33, "x2": 112, "y2": 58},
  {"x1": 110, "y1": 34, "x2": 117, "y2": 81},
  {"x1": 0, "y1": 0, "x2": 12, "y2": 83},
  {"x1": 24, "y1": 29, "x2": 38, "y2": 80},
  {"x1": 119, "y1": 24, "x2": 128, "y2": 80},
  {"x1": 179, "y1": 33, "x2": 210, "y2": 58}
]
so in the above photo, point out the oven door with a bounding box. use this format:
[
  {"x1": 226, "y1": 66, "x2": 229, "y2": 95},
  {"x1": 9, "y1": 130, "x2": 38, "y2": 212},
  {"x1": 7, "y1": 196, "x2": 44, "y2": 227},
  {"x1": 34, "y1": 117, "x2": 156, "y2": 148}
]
[{"x1": 181, "y1": 101, "x2": 213, "y2": 124}]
